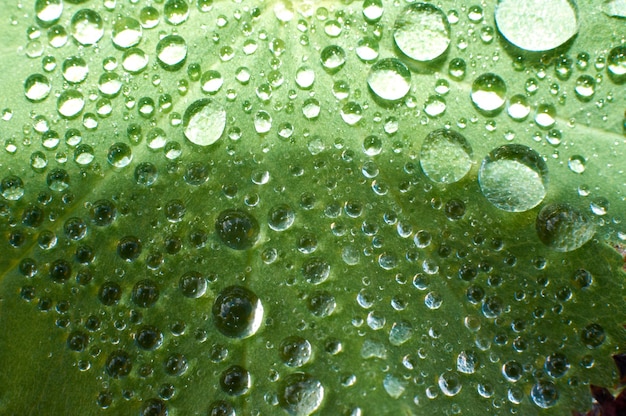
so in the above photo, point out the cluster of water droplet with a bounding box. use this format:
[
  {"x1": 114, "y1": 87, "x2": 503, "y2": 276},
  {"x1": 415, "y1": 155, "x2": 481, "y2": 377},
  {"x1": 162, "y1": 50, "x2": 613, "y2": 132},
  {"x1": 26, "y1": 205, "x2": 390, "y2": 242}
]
[{"x1": 1, "y1": 0, "x2": 625, "y2": 414}]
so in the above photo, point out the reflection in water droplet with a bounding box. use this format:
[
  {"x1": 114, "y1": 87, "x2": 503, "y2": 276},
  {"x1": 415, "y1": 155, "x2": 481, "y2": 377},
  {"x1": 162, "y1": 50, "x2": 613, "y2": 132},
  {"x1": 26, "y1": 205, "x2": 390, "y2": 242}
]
[
  {"x1": 70, "y1": 9, "x2": 104, "y2": 46},
  {"x1": 607, "y1": 45, "x2": 626, "y2": 83},
  {"x1": 57, "y1": 90, "x2": 85, "y2": 118},
  {"x1": 536, "y1": 203, "x2": 595, "y2": 252},
  {"x1": 534, "y1": 103, "x2": 557, "y2": 129},
  {"x1": 574, "y1": 75, "x2": 596, "y2": 101},
  {"x1": 280, "y1": 372, "x2": 324, "y2": 416},
  {"x1": 479, "y1": 144, "x2": 548, "y2": 212},
  {"x1": 320, "y1": 45, "x2": 346, "y2": 73},
  {"x1": 107, "y1": 142, "x2": 133, "y2": 168},
  {"x1": 35, "y1": 0, "x2": 63, "y2": 26},
  {"x1": 164, "y1": 0, "x2": 190, "y2": 26},
  {"x1": 531, "y1": 380, "x2": 559, "y2": 408},
  {"x1": 393, "y1": 3, "x2": 450, "y2": 62},
  {"x1": 212, "y1": 285, "x2": 263, "y2": 338},
  {"x1": 356, "y1": 37, "x2": 379, "y2": 62},
  {"x1": 495, "y1": 0, "x2": 578, "y2": 52},
  {"x1": 438, "y1": 371, "x2": 462, "y2": 396},
  {"x1": 183, "y1": 99, "x2": 226, "y2": 146},
  {"x1": 215, "y1": 209, "x2": 260, "y2": 250},
  {"x1": 122, "y1": 48, "x2": 149, "y2": 74},
  {"x1": 420, "y1": 128, "x2": 472, "y2": 184},
  {"x1": 156, "y1": 34, "x2": 188, "y2": 71},
  {"x1": 24, "y1": 74, "x2": 51, "y2": 102},
  {"x1": 568, "y1": 155, "x2": 586, "y2": 173},
  {"x1": 367, "y1": 58, "x2": 411, "y2": 102},
  {"x1": 1, "y1": 175, "x2": 25, "y2": 201},
  {"x1": 62, "y1": 56, "x2": 89, "y2": 84},
  {"x1": 111, "y1": 17, "x2": 143, "y2": 49},
  {"x1": 471, "y1": 73, "x2": 507, "y2": 114},
  {"x1": 507, "y1": 94, "x2": 530, "y2": 121}
]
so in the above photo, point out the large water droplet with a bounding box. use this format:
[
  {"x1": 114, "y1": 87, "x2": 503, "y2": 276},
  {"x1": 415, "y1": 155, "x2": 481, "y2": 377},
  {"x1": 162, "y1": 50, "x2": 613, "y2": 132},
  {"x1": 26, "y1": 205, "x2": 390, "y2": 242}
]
[
  {"x1": 215, "y1": 209, "x2": 260, "y2": 250},
  {"x1": 111, "y1": 16, "x2": 143, "y2": 49},
  {"x1": 478, "y1": 144, "x2": 548, "y2": 212},
  {"x1": 530, "y1": 379, "x2": 559, "y2": 408},
  {"x1": 438, "y1": 371, "x2": 462, "y2": 396},
  {"x1": 57, "y1": 89, "x2": 85, "y2": 119},
  {"x1": 35, "y1": 0, "x2": 63, "y2": 27},
  {"x1": 24, "y1": 74, "x2": 51, "y2": 102},
  {"x1": 607, "y1": 45, "x2": 626, "y2": 83},
  {"x1": 183, "y1": 99, "x2": 226, "y2": 146},
  {"x1": 495, "y1": 0, "x2": 578, "y2": 52},
  {"x1": 420, "y1": 128, "x2": 473, "y2": 184},
  {"x1": 156, "y1": 34, "x2": 187, "y2": 71},
  {"x1": 536, "y1": 203, "x2": 595, "y2": 252},
  {"x1": 367, "y1": 58, "x2": 411, "y2": 102},
  {"x1": 212, "y1": 285, "x2": 263, "y2": 339},
  {"x1": 393, "y1": 3, "x2": 450, "y2": 62},
  {"x1": 471, "y1": 73, "x2": 507, "y2": 114},
  {"x1": 70, "y1": 9, "x2": 104, "y2": 46},
  {"x1": 279, "y1": 373, "x2": 324, "y2": 416}
]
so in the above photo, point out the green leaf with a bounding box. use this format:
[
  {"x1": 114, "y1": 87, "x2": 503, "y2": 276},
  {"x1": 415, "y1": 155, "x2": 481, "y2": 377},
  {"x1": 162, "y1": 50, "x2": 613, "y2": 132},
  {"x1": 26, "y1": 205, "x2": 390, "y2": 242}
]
[{"x1": 1, "y1": 0, "x2": 625, "y2": 415}]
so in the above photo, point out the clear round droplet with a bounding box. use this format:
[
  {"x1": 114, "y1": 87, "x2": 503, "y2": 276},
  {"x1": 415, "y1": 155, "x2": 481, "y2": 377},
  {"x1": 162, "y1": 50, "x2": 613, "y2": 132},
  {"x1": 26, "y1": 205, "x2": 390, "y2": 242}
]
[
  {"x1": 507, "y1": 94, "x2": 531, "y2": 121},
  {"x1": 57, "y1": 90, "x2": 85, "y2": 118},
  {"x1": 438, "y1": 371, "x2": 462, "y2": 396},
  {"x1": 495, "y1": 0, "x2": 578, "y2": 52},
  {"x1": 530, "y1": 380, "x2": 559, "y2": 409},
  {"x1": 280, "y1": 373, "x2": 324, "y2": 416},
  {"x1": 320, "y1": 45, "x2": 346, "y2": 73},
  {"x1": 156, "y1": 34, "x2": 187, "y2": 71},
  {"x1": 70, "y1": 9, "x2": 104, "y2": 46},
  {"x1": 420, "y1": 128, "x2": 473, "y2": 184},
  {"x1": 183, "y1": 99, "x2": 226, "y2": 146},
  {"x1": 568, "y1": 155, "x2": 586, "y2": 174},
  {"x1": 393, "y1": 3, "x2": 450, "y2": 62},
  {"x1": 24, "y1": 74, "x2": 51, "y2": 102},
  {"x1": 107, "y1": 142, "x2": 133, "y2": 168},
  {"x1": 536, "y1": 203, "x2": 595, "y2": 252},
  {"x1": 471, "y1": 73, "x2": 507, "y2": 114},
  {"x1": 212, "y1": 285, "x2": 263, "y2": 339},
  {"x1": 607, "y1": 45, "x2": 626, "y2": 83},
  {"x1": 478, "y1": 144, "x2": 548, "y2": 212},
  {"x1": 111, "y1": 17, "x2": 143, "y2": 49},
  {"x1": 367, "y1": 58, "x2": 411, "y2": 102}
]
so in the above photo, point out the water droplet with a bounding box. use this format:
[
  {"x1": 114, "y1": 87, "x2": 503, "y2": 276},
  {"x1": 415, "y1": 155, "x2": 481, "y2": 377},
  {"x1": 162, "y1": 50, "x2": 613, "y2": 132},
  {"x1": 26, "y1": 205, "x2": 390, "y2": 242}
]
[
  {"x1": 24, "y1": 73, "x2": 51, "y2": 102},
  {"x1": 393, "y1": 3, "x2": 450, "y2": 62},
  {"x1": 107, "y1": 142, "x2": 132, "y2": 168},
  {"x1": 308, "y1": 291, "x2": 336, "y2": 317},
  {"x1": 356, "y1": 37, "x2": 379, "y2": 62},
  {"x1": 164, "y1": 0, "x2": 190, "y2": 25},
  {"x1": 57, "y1": 89, "x2": 85, "y2": 118},
  {"x1": 207, "y1": 401, "x2": 235, "y2": 416},
  {"x1": 320, "y1": 45, "x2": 346, "y2": 73},
  {"x1": 254, "y1": 110, "x2": 272, "y2": 134},
  {"x1": 201, "y1": 70, "x2": 223, "y2": 94},
  {"x1": 140, "y1": 398, "x2": 167, "y2": 416},
  {"x1": 136, "y1": 325, "x2": 164, "y2": 350},
  {"x1": 536, "y1": 203, "x2": 595, "y2": 252},
  {"x1": 438, "y1": 371, "x2": 462, "y2": 396},
  {"x1": 507, "y1": 94, "x2": 530, "y2": 121},
  {"x1": 471, "y1": 73, "x2": 507, "y2": 114},
  {"x1": 215, "y1": 209, "x2": 260, "y2": 250},
  {"x1": 157, "y1": 35, "x2": 187, "y2": 71},
  {"x1": 212, "y1": 285, "x2": 263, "y2": 339},
  {"x1": 132, "y1": 280, "x2": 160, "y2": 308},
  {"x1": 479, "y1": 144, "x2": 548, "y2": 212},
  {"x1": 575, "y1": 75, "x2": 596, "y2": 101},
  {"x1": 1, "y1": 175, "x2": 25, "y2": 200},
  {"x1": 280, "y1": 336, "x2": 312, "y2": 368},
  {"x1": 35, "y1": 0, "x2": 63, "y2": 27},
  {"x1": 301, "y1": 257, "x2": 330, "y2": 285},
  {"x1": 367, "y1": 58, "x2": 411, "y2": 102},
  {"x1": 279, "y1": 373, "x2": 324, "y2": 416},
  {"x1": 183, "y1": 99, "x2": 226, "y2": 146},
  {"x1": 495, "y1": 0, "x2": 578, "y2": 52},
  {"x1": 268, "y1": 204, "x2": 295, "y2": 231},
  {"x1": 111, "y1": 16, "x2": 142, "y2": 49},
  {"x1": 534, "y1": 103, "x2": 557, "y2": 129},
  {"x1": 70, "y1": 9, "x2": 104, "y2": 46},
  {"x1": 530, "y1": 379, "x2": 559, "y2": 408},
  {"x1": 363, "y1": 0, "x2": 383, "y2": 22},
  {"x1": 420, "y1": 128, "x2": 473, "y2": 184},
  {"x1": 122, "y1": 48, "x2": 149, "y2": 74},
  {"x1": 105, "y1": 350, "x2": 132, "y2": 378},
  {"x1": 179, "y1": 271, "x2": 207, "y2": 298},
  {"x1": 607, "y1": 45, "x2": 626, "y2": 83},
  {"x1": 581, "y1": 323, "x2": 605, "y2": 348},
  {"x1": 544, "y1": 352, "x2": 570, "y2": 378},
  {"x1": 164, "y1": 353, "x2": 188, "y2": 376},
  {"x1": 220, "y1": 365, "x2": 250, "y2": 396},
  {"x1": 457, "y1": 350, "x2": 479, "y2": 374},
  {"x1": 117, "y1": 235, "x2": 142, "y2": 261}
]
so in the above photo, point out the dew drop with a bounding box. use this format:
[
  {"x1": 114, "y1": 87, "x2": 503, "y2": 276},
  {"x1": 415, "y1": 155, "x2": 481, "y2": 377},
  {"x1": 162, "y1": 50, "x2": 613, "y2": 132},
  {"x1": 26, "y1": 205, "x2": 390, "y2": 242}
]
[
  {"x1": 183, "y1": 99, "x2": 226, "y2": 146},
  {"x1": 607, "y1": 45, "x2": 626, "y2": 83},
  {"x1": 24, "y1": 73, "x2": 51, "y2": 102},
  {"x1": 393, "y1": 3, "x2": 450, "y2": 62},
  {"x1": 420, "y1": 128, "x2": 473, "y2": 184},
  {"x1": 215, "y1": 209, "x2": 260, "y2": 250},
  {"x1": 1, "y1": 175, "x2": 25, "y2": 200},
  {"x1": 438, "y1": 371, "x2": 462, "y2": 396},
  {"x1": 470, "y1": 73, "x2": 507, "y2": 114},
  {"x1": 111, "y1": 17, "x2": 142, "y2": 49},
  {"x1": 530, "y1": 379, "x2": 559, "y2": 408},
  {"x1": 367, "y1": 58, "x2": 411, "y2": 102},
  {"x1": 212, "y1": 285, "x2": 263, "y2": 339},
  {"x1": 279, "y1": 372, "x2": 324, "y2": 416},
  {"x1": 507, "y1": 94, "x2": 530, "y2": 121},
  {"x1": 156, "y1": 35, "x2": 187, "y2": 71},
  {"x1": 57, "y1": 89, "x2": 85, "y2": 118},
  {"x1": 70, "y1": 9, "x2": 104, "y2": 46},
  {"x1": 536, "y1": 203, "x2": 595, "y2": 252},
  {"x1": 320, "y1": 45, "x2": 346, "y2": 73},
  {"x1": 495, "y1": 0, "x2": 578, "y2": 52}
]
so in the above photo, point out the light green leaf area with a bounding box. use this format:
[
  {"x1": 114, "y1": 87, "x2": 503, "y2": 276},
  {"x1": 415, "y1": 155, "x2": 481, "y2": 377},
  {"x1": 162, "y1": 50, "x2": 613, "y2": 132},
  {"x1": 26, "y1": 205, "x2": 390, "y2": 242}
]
[{"x1": 0, "y1": 0, "x2": 625, "y2": 415}]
